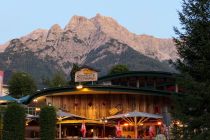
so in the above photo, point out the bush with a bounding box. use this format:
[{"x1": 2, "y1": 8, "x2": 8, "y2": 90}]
[
  {"x1": 2, "y1": 103, "x2": 26, "y2": 140},
  {"x1": 40, "y1": 106, "x2": 56, "y2": 140}
]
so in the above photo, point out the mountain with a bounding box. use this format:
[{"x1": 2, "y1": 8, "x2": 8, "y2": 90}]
[{"x1": 0, "y1": 14, "x2": 177, "y2": 84}]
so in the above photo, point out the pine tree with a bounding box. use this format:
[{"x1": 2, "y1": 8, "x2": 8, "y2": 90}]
[
  {"x1": 70, "y1": 63, "x2": 80, "y2": 85},
  {"x1": 108, "y1": 64, "x2": 129, "y2": 75},
  {"x1": 172, "y1": 0, "x2": 210, "y2": 139}
]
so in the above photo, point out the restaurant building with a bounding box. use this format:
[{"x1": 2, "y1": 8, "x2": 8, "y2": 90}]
[{"x1": 24, "y1": 68, "x2": 179, "y2": 139}]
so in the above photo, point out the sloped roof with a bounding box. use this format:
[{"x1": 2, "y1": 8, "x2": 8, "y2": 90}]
[{"x1": 0, "y1": 95, "x2": 17, "y2": 101}]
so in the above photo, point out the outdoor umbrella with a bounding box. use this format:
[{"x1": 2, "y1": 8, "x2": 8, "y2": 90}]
[
  {"x1": 107, "y1": 111, "x2": 163, "y2": 138},
  {"x1": 57, "y1": 110, "x2": 87, "y2": 139}
]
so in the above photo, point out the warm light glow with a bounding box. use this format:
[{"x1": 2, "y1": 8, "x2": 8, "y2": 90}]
[
  {"x1": 173, "y1": 120, "x2": 184, "y2": 127},
  {"x1": 157, "y1": 121, "x2": 162, "y2": 125},
  {"x1": 33, "y1": 99, "x2": 38, "y2": 102},
  {"x1": 104, "y1": 120, "x2": 107, "y2": 123},
  {"x1": 91, "y1": 129, "x2": 94, "y2": 133},
  {"x1": 82, "y1": 88, "x2": 90, "y2": 92},
  {"x1": 76, "y1": 85, "x2": 83, "y2": 89},
  {"x1": 176, "y1": 121, "x2": 180, "y2": 125},
  {"x1": 139, "y1": 123, "x2": 143, "y2": 126},
  {"x1": 58, "y1": 117, "x2": 63, "y2": 121},
  {"x1": 35, "y1": 107, "x2": 40, "y2": 112},
  {"x1": 179, "y1": 124, "x2": 184, "y2": 127},
  {"x1": 123, "y1": 123, "x2": 129, "y2": 126}
]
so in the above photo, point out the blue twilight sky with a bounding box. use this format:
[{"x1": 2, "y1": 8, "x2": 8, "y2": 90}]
[{"x1": 0, "y1": 0, "x2": 182, "y2": 44}]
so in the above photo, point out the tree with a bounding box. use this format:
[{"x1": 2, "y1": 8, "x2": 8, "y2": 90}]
[
  {"x1": 172, "y1": 0, "x2": 210, "y2": 139},
  {"x1": 8, "y1": 72, "x2": 37, "y2": 98},
  {"x1": 70, "y1": 63, "x2": 80, "y2": 85},
  {"x1": 43, "y1": 72, "x2": 67, "y2": 88},
  {"x1": 108, "y1": 64, "x2": 129, "y2": 75},
  {"x1": 2, "y1": 103, "x2": 25, "y2": 140},
  {"x1": 40, "y1": 106, "x2": 56, "y2": 140}
]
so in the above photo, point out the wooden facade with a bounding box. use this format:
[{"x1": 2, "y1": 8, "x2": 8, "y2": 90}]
[{"x1": 45, "y1": 93, "x2": 169, "y2": 119}]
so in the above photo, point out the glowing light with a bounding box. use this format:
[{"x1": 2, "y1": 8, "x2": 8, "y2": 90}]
[
  {"x1": 91, "y1": 129, "x2": 94, "y2": 133},
  {"x1": 104, "y1": 120, "x2": 107, "y2": 123},
  {"x1": 58, "y1": 117, "x2": 63, "y2": 121},
  {"x1": 123, "y1": 123, "x2": 129, "y2": 126},
  {"x1": 139, "y1": 123, "x2": 143, "y2": 126},
  {"x1": 157, "y1": 121, "x2": 162, "y2": 125},
  {"x1": 176, "y1": 121, "x2": 180, "y2": 125},
  {"x1": 76, "y1": 85, "x2": 83, "y2": 89},
  {"x1": 35, "y1": 108, "x2": 40, "y2": 112},
  {"x1": 82, "y1": 88, "x2": 90, "y2": 92},
  {"x1": 33, "y1": 99, "x2": 38, "y2": 102}
]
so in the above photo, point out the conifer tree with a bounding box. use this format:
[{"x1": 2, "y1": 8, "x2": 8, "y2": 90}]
[
  {"x1": 172, "y1": 0, "x2": 210, "y2": 139},
  {"x1": 70, "y1": 63, "x2": 80, "y2": 85}
]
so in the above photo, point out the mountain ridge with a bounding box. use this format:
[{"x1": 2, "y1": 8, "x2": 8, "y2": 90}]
[{"x1": 0, "y1": 14, "x2": 178, "y2": 84}]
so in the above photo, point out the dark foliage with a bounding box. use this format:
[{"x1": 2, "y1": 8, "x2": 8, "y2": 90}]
[
  {"x1": 172, "y1": 0, "x2": 210, "y2": 139},
  {"x1": 70, "y1": 63, "x2": 80, "y2": 85},
  {"x1": 40, "y1": 106, "x2": 56, "y2": 140},
  {"x1": 108, "y1": 64, "x2": 129, "y2": 75},
  {"x1": 8, "y1": 71, "x2": 37, "y2": 98},
  {"x1": 2, "y1": 103, "x2": 26, "y2": 140}
]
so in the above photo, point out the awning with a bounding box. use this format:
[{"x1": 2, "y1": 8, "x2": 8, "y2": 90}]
[
  {"x1": 17, "y1": 95, "x2": 30, "y2": 103},
  {"x1": 0, "y1": 95, "x2": 17, "y2": 102}
]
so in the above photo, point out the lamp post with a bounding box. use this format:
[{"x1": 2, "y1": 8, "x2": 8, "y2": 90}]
[{"x1": 100, "y1": 117, "x2": 107, "y2": 137}]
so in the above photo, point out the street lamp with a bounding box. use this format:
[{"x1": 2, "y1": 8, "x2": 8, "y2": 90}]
[{"x1": 100, "y1": 117, "x2": 107, "y2": 137}]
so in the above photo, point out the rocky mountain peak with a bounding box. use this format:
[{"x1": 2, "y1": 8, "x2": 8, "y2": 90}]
[
  {"x1": 49, "y1": 24, "x2": 63, "y2": 32},
  {"x1": 0, "y1": 14, "x2": 178, "y2": 80},
  {"x1": 47, "y1": 24, "x2": 63, "y2": 42},
  {"x1": 22, "y1": 29, "x2": 48, "y2": 40},
  {"x1": 65, "y1": 15, "x2": 90, "y2": 31}
]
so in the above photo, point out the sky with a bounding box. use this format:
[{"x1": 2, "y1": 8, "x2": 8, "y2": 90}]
[{"x1": 0, "y1": 0, "x2": 182, "y2": 44}]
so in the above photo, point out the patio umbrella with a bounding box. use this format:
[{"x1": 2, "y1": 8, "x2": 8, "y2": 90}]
[
  {"x1": 57, "y1": 110, "x2": 87, "y2": 119},
  {"x1": 107, "y1": 111, "x2": 163, "y2": 138},
  {"x1": 57, "y1": 110, "x2": 87, "y2": 139}
]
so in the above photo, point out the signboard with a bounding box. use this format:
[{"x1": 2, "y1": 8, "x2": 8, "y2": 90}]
[
  {"x1": 75, "y1": 68, "x2": 98, "y2": 82},
  {"x1": 0, "y1": 71, "x2": 3, "y2": 96}
]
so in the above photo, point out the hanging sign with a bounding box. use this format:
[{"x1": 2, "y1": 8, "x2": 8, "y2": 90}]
[{"x1": 75, "y1": 68, "x2": 98, "y2": 82}]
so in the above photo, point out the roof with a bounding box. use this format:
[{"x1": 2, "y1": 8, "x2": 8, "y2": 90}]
[
  {"x1": 23, "y1": 85, "x2": 177, "y2": 104},
  {"x1": 98, "y1": 71, "x2": 178, "y2": 82},
  {"x1": 0, "y1": 95, "x2": 17, "y2": 101}
]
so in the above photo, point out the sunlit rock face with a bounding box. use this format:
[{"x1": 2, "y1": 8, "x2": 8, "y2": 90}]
[{"x1": 0, "y1": 14, "x2": 177, "y2": 80}]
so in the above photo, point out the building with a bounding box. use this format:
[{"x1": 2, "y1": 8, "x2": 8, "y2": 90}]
[{"x1": 23, "y1": 69, "x2": 179, "y2": 139}]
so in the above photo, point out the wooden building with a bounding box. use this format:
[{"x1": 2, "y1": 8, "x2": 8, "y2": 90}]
[{"x1": 24, "y1": 71, "x2": 179, "y2": 138}]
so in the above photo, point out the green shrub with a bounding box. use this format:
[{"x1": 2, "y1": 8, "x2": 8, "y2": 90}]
[
  {"x1": 2, "y1": 103, "x2": 26, "y2": 140},
  {"x1": 40, "y1": 106, "x2": 56, "y2": 140}
]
